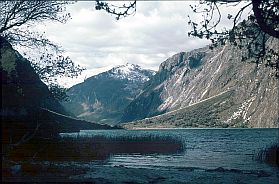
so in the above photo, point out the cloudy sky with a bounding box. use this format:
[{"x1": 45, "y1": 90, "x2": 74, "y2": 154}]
[{"x1": 34, "y1": 1, "x2": 251, "y2": 87}]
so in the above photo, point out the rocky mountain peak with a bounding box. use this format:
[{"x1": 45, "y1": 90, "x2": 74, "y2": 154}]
[
  {"x1": 113, "y1": 63, "x2": 141, "y2": 73},
  {"x1": 63, "y1": 63, "x2": 156, "y2": 125},
  {"x1": 107, "y1": 63, "x2": 156, "y2": 82}
]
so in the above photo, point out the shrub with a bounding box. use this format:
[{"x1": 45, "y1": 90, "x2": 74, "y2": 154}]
[
  {"x1": 8, "y1": 135, "x2": 185, "y2": 161},
  {"x1": 256, "y1": 143, "x2": 279, "y2": 167}
]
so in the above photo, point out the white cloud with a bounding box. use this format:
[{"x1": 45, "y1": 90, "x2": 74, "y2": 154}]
[{"x1": 29, "y1": 1, "x2": 250, "y2": 87}]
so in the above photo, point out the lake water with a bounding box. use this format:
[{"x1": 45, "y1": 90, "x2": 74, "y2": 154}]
[{"x1": 61, "y1": 128, "x2": 279, "y2": 174}]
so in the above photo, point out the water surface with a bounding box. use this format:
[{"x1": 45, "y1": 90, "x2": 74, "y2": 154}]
[{"x1": 61, "y1": 128, "x2": 278, "y2": 174}]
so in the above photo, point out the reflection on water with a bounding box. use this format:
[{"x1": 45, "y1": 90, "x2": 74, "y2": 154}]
[
  {"x1": 5, "y1": 128, "x2": 278, "y2": 182},
  {"x1": 61, "y1": 128, "x2": 278, "y2": 173},
  {"x1": 41, "y1": 133, "x2": 184, "y2": 161}
]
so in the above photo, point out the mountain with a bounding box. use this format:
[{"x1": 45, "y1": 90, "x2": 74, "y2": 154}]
[
  {"x1": 62, "y1": 63, "x2": 155, "y2": 125},
  {"x1": 1, "y1": 39, "x2": 67, "y2": 116},
  {"x1": 1, "y1": 36, "x2": 114, "y2": 143},
  {"x1": 121, "y1": 38, "x2": 279, "y2": 128}
]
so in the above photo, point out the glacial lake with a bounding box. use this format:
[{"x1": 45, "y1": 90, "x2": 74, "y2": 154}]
[{"x1": 60, "y1": 128, "x2": 279, "y2": 173}]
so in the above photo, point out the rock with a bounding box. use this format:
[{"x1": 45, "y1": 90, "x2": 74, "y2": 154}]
[
  {"x1": 63, "y1": 63, "x2": 155, "y2": 125},
  {"x1": 121, "y1": 37, "x2": 279, "y2": 128}
]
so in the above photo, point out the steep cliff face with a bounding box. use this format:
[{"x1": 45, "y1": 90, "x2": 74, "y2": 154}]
[
  {"x1": 121, "y1": 38, "x2": 279, "y2": 128},
  {"x1": 1, "y1": 36, "x2": 67, "y2": 117},
  {"x1": 62, "y1": 63, "x2": 155, "y2": 125}
]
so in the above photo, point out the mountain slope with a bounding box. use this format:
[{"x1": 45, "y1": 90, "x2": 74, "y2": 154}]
[
  {"x1": 121, "y1": 38, "x2": 279, "y2": 128},
  {"x1": 1, "y1": 36, "x2": 113, "y2": 143},
  {"x1": 1, "y1": 36, "x2": 67, "y2": 117},
  {"x1": 123, "y1": 90, "x2": 234, "y2": 129},
  {"x1": 62, "y1": 63, "x2": 155, "y2": 125}
]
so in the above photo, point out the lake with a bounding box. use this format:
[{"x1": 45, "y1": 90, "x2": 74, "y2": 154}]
[
  {"x1": 61, "y1": 128, "x2": 279, "y2": 173},
  {"x1": 6, "y1": 128, "x2": 278, "y2": 183}
]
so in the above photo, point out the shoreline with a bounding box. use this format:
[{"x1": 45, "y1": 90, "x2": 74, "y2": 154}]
[
  {"x1": 3, "y1": 163, "x2": 278, "y2": 184},
  {"x1": 122, "y1": 127, "x2": 279, "y2": 130}
]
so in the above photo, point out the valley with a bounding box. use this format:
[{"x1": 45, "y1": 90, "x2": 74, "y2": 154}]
[
  {"x1": 62, "y1": 63, "x2": 155, "y2": 125},
  {"x1": 1, "y1": 1, "x2": 279, "y2": 182},
  {"x1": 63, "y1": 39, "x2": 278, "y2": 128}
]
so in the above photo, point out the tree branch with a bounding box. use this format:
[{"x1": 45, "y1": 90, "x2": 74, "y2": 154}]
[
  {"x1": 252, "y1": 0, "x2": 279, "y2": 38},
  {"x1": 95, "y1": 1, "x2": 137, "y2": 20}
]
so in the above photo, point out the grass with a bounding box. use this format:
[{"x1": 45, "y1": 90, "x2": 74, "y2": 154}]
[
  {"x1": 255, "y1": 143, "x2": 279, "y2": 167},
  {"x1": 123, "y1": 90, "x2": 241, "y2": 129},
  {"x1": 3, "y1": 134, "x2": 184, "y2": 180},
  {"x1": 7, "y1": 134, "x2": 184, "y2": 161}
]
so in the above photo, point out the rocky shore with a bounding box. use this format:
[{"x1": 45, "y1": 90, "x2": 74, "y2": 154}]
[{"x1": 3, "y1": 161, "x2": 279, "y2": 184}]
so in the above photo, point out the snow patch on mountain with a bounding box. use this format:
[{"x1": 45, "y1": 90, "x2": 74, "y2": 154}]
[
  {"x1": 108, "y1": 63, "x2": 156, "y2": 82},
  {"x1": 63, "y1": 63, "x2": 156, "y2": 125},
  {"x1": 225, "y1": 95, "x2": 256, "y2": 124}
]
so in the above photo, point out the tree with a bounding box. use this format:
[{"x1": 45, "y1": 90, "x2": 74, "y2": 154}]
[
  {"x1": 0, "y1": 1, "x2": 85, "y2": 100},
  {"x1": 95, "y1": 0, "x2": 137, "y2": 20},
  {"x1": 187, "y1": 0, "x2": 279, "y2": 77},
  {"x1": 95, "y1": 0, "x2": 279, "y2": 77}
]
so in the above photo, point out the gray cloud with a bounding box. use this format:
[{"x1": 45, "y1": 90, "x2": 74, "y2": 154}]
[{"x1": 32, "y1": 1, "x2": 249, "y2": 87}]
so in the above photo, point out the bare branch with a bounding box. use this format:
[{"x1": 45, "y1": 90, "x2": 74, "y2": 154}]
[
  {"x1": 0, "y1": 1, "x2": 71, "y2": 33},
  {"x1": 232, "y1": 2, "x2": 252, "y2": 29},
  {"x1": 188, "y1": 0, "x2": 279, "y2": 75},
  {"x1": 95, "y1": 1, "x2": 137, "y2": 20},
  {"x1": 0, "y1": 1, "x2": 85, "y2": 93},
  {"x1": 252, "y1": 0, "x2": 279, "y2": 38}
]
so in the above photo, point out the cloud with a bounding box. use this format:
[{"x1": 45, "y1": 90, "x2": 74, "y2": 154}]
[{"x1": 31, "y1": 1, "x2": 249, "y2": 87}]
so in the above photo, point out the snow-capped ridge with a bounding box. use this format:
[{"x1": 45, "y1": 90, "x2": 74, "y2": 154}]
[
  {"x1": 112, "y1": 63, "x2": 141, "y2": 75},
  {"x1": 108, "y1": 63, "x2": 155, "y2": 82},
  {"x1": 85, "y1": 63, "x2": 155, "y2": 83}
]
